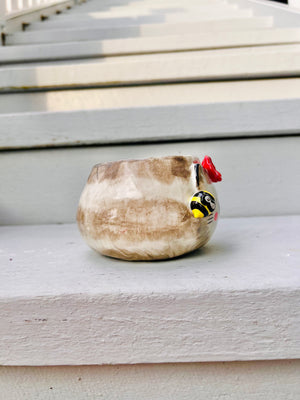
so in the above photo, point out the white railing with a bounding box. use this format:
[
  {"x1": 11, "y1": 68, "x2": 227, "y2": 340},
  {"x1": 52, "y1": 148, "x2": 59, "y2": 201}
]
[
  {"x1": 0, "y1": 0, "x2": 80, "y2": 42},
  {"x1": 0, "y1": 0, "x2": 72, "y2": 17}
]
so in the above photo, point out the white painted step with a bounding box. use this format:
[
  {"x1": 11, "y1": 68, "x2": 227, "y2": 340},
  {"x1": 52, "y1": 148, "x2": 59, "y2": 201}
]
[
  {"x1": 1, "y1": 78, "x2": 299, "y2": 114},
  {"x1": 0, "y1": 215, "x2": 299, "y2": 365},
  {"x1": 230, "y1": 0, "x2": 300, "y2": 28},
  {"x1": 3, "y1": 28, "x2": 300, "y2": 64},
  {"x1": 6, "y1": 17, "x2": 273, "y2": 45},
  {"x1": 26, "y1": 9, "x2": 254, "y2": 30},
  {"x1": 67, "y1": 0, "x2": 227, "y2": 13},
  {"x1": 46, "y1": 2, "x2": 237, "y2": 20},
  {"x1": 0, "y1": 136, "x2": 299, "y2": 225},
  {"x1": 2, "y1": 44, "x2": 300, "y2": 90},
  {"x1": 1, "y1": 80, "x2": 300, "y2": 151},
  {"x1": 0, "y1": 361, "x2": 299, "y2": 399}
]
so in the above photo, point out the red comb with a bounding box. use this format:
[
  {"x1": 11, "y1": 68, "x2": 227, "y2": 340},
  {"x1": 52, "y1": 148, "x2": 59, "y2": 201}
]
[{"x1": 201, "y1": 156, "x2": 222, "y2": 183}]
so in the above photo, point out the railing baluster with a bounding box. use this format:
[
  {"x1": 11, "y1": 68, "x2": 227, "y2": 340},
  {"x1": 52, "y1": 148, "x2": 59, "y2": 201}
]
[
  {"x1": 0, "y1": 2, "x2": 7, "y2": 17},
  {"x1": 4, "y1": 0, "x2": 12, "y2": 14},
  {"x1": 10, "y1": 0, "x2": 19, "y2": 11},
  {"x1": 22, "y1": 0, "x2": 31, "y2": 10}
]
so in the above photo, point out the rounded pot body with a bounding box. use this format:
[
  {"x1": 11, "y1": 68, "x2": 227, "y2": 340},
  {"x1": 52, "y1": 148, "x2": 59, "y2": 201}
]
[{"x1": 77, "y1": 155, "x2": 219, "y2": 261}]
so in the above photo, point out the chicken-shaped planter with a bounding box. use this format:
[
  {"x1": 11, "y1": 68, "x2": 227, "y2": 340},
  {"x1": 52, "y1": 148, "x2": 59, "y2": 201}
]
[{"x1": 77, "y1": 155, "x2": 222, "y2": 261}]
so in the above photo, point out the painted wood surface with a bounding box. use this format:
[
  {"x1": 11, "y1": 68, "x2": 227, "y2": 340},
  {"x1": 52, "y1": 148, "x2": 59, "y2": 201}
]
[
  {"x1": 231, "y1": 0, "x2": 300, "y2": 27},
  {"x1": 70, "y1": 1, "x2": 230, "y2": 12},
  {"x1": 71, "y1": 0, "x2": 226, "y2": 9},
  {"x1": 1, "y1": 78, "x2": 300, "y2": 114},
  {"x1": 2, "y1": 77, "x2": 300, "y2": 113},
  {"x1": 1, "y1": 44, "x2": 300, "y2": 90},
  {"x1": 26, "y1": 9, "x2": 254, "y2": 30},
  {"x1": 41, "y1": 3, "x2": 240, "y2": 20},
  {"x1": 65, "y1": 0, "x2": 234, "y2": 13},
  {"x1": 0, "y1": 137, "x2": 299, "y2": 225},
  {"x1": 0, "y1": 216, "x2": 299, "y2": 365},
  {"x1": 6, "y1": 16, "x2": 273, "y2": 45},
  {"x1": 0, "y1": 97, "x2": 299, "y2": 150},
  {"x1": 0, "y1": 361, "x2": 299, "y2": 399},
  {"x1": 290, "y1": 0, "x2": 300, "y2": 9},
  {"x1": 2, "y1": 28, "x2": 300, "y2": 63}
]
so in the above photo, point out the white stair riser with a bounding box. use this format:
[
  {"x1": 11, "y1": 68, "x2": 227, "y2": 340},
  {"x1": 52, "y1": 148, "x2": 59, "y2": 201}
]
[
  {"x1": 26, "y1": 10, "x2": 253, "y2": 30},
  {"x1": 232, "y1": 0, "x2": 300, "y2": 28},
  {"x1": 3, "y1": 45, "x2": 300, "y2": 90},
  {"x1": 6, "y1": 17, "x2": 273, "y2": 45},
  {"x1": 0, "y1": 99, "x2": 299, "y2": 149},
  {"x1": 42, "y1": 3, "x2": 238, "y2": 20},
  {"x1": 2, "y1": 28, "x2": 300, "y2": 64},
  {"x1": 1, "y1": 79, "x2": 300, "y2": 114},
  {"x1": 0, "y1": 361, "x2": 299, "y2": 399},
  {"x1": 0, "y1": 137, "x2": 299, "y2": 225},
  {"x1": 66, "y1": 0, "x2": 231, "y2": 12}
]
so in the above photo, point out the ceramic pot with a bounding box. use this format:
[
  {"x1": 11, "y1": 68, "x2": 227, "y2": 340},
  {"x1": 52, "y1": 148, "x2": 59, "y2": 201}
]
[{"x1": 77, "y1": 155, "x2": 221, "y2": 261}]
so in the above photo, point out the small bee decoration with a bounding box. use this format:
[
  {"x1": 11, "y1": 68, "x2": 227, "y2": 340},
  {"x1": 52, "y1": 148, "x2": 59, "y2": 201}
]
[{"x1": 190, "y1": 190, "x2": 216, "y2": 219}]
